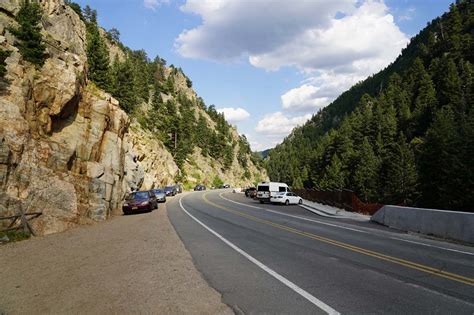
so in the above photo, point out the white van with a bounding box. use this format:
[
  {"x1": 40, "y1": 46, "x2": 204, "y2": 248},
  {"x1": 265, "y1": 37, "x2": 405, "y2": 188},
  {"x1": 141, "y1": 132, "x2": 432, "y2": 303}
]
[{"x1": 256, "y1": 182, "x2": 289, "y2": 203}]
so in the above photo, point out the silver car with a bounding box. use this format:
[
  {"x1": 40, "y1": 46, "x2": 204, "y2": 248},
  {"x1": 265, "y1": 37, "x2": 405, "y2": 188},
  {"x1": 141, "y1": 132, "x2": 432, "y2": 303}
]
[{"x1": 151, "y1": 189, "x2": 167, "y2": 203}]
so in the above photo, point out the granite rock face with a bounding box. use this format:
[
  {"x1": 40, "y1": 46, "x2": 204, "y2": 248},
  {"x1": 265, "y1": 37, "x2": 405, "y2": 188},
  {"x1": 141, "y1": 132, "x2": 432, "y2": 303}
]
[{"x1": 0, "y1": 0, "x2": 143, "y2": 235}]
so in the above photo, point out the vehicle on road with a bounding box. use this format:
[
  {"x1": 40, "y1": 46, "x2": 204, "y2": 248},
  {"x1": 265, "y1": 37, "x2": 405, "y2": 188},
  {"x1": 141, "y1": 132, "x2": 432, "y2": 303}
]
[
  {"x1": 151, "y1": 189, "x2": 167, "y2": 203},
  {"x1": 164, "y1": 186, "x2": 177, "y2": 196},
  {"x1": 256, "y1": 182, "x2": 289, "y2": 203},
  {"x1": 175, "y1": 184, "x2": 183, "y2": 194},
  {"x1": 221, "y1": 184, "x2": 230, "y2": 189},
  {"x1": 270, "y1": 192, "x2": 303, "y2": 205},
  {"x1": 123, "y1": 191, "x2": 157, "y2": 214},
  {"x1": 194, "y1": 184, "x2": 206, "y2": 191},
  {"x1": 245, "y1": 187, "x2": 257, "y2": 198}
]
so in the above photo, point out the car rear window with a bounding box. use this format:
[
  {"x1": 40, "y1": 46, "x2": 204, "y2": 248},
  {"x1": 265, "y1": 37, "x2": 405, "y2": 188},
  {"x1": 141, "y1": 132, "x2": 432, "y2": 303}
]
[
  {"x1": 153, "y1": 189, "x2": 163, "y2": 193},
  {"x1": 257, "y1": 185, "x2": 269, "y2": 192}
]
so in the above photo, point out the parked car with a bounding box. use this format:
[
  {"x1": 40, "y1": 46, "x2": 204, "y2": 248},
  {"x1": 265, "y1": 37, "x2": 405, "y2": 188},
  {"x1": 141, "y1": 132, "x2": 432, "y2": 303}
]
[
  {"x1": 245, "y1": 187, "x2": 257, "y2": 198},
  {"x1": 175, "y1": 184, "x2": 183, "y2": 194},
  {"x1": 270, "y1": 192, "x2": 303, "y2": 205},
  {"x1": 151, "y1": 189, "x2": 166, "y2": 203},
  {"x1": 164, "y1": 185, "x2": 177, "y2": 196},
  {"x1": 256, "y1": 182, "x2": 289, "y2": 203},
  {"x1": 123, "y1": 191, "x2": 157, "y2": 214},
  {"x1": 194, "y1": 184, "x2": 206, "y2": 191}
]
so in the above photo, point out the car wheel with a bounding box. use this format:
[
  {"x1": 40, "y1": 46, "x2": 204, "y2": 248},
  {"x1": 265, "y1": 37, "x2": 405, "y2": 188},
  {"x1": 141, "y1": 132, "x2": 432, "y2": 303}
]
[
  {"x1": 285, "y1": 200, "x2": 289, "y2": 206},
  {"x1": 298, "y1": 199, "x2": 303, "y2": 205},
  {"x1": 123, "y1": 211, "x2": 130, "y2": 215}
]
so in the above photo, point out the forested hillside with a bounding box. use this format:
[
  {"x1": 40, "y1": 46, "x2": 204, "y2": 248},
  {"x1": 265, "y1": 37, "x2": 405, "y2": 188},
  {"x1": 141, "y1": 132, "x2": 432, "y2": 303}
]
[{"x1": 266, "y1": 1, "x2": 474, "y2": 212}]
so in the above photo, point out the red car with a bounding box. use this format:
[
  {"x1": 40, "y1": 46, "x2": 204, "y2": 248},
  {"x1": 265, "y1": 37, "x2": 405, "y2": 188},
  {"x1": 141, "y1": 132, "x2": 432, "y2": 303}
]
[{"x1": 122, "y1": 191, "x2": 157, "y2": 215}]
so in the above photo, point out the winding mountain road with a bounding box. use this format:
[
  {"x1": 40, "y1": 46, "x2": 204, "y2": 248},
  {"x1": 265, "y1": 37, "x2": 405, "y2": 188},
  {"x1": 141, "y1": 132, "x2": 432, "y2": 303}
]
[{"x1": 168, "y1": 190, "x2": 474, "y2": 314}]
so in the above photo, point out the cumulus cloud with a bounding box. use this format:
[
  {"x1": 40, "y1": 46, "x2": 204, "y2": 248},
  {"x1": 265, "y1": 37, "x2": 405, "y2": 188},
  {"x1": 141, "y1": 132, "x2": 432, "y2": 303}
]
[
  {"x1": 176, "y1": 0, "x2": 354, "y2": 61},
  {"x1": 217, "y1": 107, "x2": 250, "y2": 122},
  {"x1": 144, "y1": 0, "x2": 169, "y2": 10},
  {"x1": 256, "y1": 112, "x2": 311, "y2": 135}
]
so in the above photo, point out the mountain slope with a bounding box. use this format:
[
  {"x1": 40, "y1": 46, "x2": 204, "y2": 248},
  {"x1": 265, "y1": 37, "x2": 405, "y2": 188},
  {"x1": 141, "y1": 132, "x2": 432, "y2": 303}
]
[
  {"x1": 0, "y1": 0, "x2": 266, "y2": 235},
  {"x1": 266, "y1": 1, "x2": 474, "y2": 211}
]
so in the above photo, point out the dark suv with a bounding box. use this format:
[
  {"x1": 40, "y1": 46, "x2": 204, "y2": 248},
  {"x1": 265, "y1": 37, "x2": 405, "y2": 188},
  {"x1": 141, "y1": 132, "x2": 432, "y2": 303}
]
[
  {"x1": 245, "y1": 187, "x2": 257, "y2": 198},
  {"x1": 123, "y1": 191, "x2": 157, "y2": 214},
  {"x1": 194, "y1": 184, "x2": 206, "y2": 191},
  {"x1": 164, "y1": 186, "x2": 177, "y2": 196}
]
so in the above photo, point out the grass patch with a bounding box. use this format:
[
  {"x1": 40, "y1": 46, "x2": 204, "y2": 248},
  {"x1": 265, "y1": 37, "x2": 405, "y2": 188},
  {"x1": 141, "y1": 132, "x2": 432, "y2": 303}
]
[{"x1": 0, "y1": 230, "x2": 31, "y2": 243}]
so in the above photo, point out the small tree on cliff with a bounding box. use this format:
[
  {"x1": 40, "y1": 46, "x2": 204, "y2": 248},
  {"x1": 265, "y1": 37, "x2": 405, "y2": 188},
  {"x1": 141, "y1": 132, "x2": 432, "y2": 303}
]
[
  {"x1": 9, "y1": 0, "x2": 46, "y2": 67},
  {"x1": 0, "y1": 49, "x2": 10, "y2": 78},
  {"x1": 85, "y1": 12, "x2": 111, "y2": 91}
]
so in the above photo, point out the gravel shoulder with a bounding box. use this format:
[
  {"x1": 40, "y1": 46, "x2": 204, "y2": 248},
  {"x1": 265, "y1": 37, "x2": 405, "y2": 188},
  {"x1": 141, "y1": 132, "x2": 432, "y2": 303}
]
[{"x1": 0, "y1": 200, "x2": 232, "y2": 314}]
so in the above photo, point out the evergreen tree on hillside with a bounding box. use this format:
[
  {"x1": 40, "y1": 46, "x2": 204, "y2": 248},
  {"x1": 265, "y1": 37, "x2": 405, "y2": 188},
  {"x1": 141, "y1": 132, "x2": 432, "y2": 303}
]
[
  {"x1": 85, "y1": 9, "x2": 110, "y2": 90},
  {"x1": 110, "y1": 57, "x2": 136, "y2": 113},
  {"x1": 320, "y1": 154, "x2": 345, "y2": 190},
  {"x1": 65, "y1": 1, "x2": 84, "y2": 21},
  {"x1": 9, "y1": 0, "x2": 45, "y2": 67},
  {"x1": 352, "y1": 138, "x2": 380, "y2": 202},
  {"x1": 419, "y1": 106, "x2": 461, "y2": 209},
  {"x1": 384, "y1": 134, "x2": 418, "y2": 205},
  {"x1": 411, "y1": 72, "x2": 437, "y2": 136}
]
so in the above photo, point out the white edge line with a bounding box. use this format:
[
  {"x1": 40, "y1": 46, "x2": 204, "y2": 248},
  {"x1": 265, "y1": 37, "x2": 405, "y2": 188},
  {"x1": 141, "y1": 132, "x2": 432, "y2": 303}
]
[
  {"x1": 389, "y1": 237, "x2": 474, "y2": 256},
  {"x1": 220, "y1": 193, "x2": 370, "y2": 234},
  {"x1": 178, "y1": 196, "x2": 340, "y2": 315},
  {"x1": 220, "y1": 193, "x2": 474, "y2": 257}
]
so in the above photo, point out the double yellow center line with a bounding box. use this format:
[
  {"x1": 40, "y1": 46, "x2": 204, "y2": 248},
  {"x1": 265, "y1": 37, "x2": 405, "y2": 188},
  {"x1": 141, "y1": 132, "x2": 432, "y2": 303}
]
[{"x1": 202, "y1": 193, "x2": 474, "y2": 287}]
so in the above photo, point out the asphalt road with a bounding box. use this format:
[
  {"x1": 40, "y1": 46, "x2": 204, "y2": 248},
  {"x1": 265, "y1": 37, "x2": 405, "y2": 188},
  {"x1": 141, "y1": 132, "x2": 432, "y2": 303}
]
[{"x1": 167, "y1": 190, "x2": 474, "y2": 315}]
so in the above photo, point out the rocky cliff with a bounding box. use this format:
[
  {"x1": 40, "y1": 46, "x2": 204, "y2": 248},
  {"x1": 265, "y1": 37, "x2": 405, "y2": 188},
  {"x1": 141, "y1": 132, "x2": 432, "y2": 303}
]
[{"x1": 0, "y1": 0, "x2": 266, "y2": 235}]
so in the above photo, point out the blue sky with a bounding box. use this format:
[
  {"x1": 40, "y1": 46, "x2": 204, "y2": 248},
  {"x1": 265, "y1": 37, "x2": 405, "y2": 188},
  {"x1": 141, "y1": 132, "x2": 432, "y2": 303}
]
[{"x1": 75, "y1": 0, "x2": 453, "y2": 151}]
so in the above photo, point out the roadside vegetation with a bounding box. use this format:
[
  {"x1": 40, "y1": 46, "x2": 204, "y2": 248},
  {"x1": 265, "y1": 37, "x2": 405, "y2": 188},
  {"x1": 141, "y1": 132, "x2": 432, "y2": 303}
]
[
  {"x1": 0, "y1": 230, "x2": 31, "y2": 243},
  {"x1": 266, "y1": 2, "x2": 474, "y2": 211}
]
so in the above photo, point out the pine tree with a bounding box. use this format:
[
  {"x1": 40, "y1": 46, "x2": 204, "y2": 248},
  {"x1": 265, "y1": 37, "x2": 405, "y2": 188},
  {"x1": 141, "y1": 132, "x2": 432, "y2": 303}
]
[
  {"x1": 110, "y1": 57, "x2": 136, "y2": 113},
  {"x1": 85, "y1": 14, "x2": 111, "y2": 90},
  {"x1": 353, "y1": 138, "x2": 380, "y2": 202},
  {"x1": 64, "y1": 1, "x2": 84, "y2": 21},
  {"x1": 419, "y1": 106, "x2": 461, "y2": 209},
  {"x1": 384, "y1": 133, "x2": 419, "y2": 205},
  {"x1": 411, "y1": 72, "x2": 437, "y2": 136},
  {"x1": 320, "y1": 154, "x2": 345, "y2": 190},
  {"x1": 9, "y1": 0, "x2": 46, "y2": 67}
]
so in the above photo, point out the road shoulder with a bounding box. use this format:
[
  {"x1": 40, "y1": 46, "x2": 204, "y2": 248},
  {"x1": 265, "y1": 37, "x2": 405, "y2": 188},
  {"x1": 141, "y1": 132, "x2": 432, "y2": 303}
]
[{"x1": 0, "y1": 201, "x2": 232, "y2": 314}]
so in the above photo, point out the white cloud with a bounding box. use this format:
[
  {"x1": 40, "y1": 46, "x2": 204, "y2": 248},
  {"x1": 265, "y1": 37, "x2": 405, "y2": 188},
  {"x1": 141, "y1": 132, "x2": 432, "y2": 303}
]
[
  {"x1": 399, "y1": 6, "x2": 416, "y2": 21},
  {"x1": 281, "y1": 84, "x2": 330, "y2": 112},
  {"x1": 217, "y1": 107, "x2": 250, "y2": 122},
  {"x1": 256, "y1": 112, "x2": 311, "y2": 135},
  {"x1": 144, "y1": 0, "x2": 169, "y2": 10},
  {"x1": 176, "y1": 0, "x2": 354, "y2": 62}
]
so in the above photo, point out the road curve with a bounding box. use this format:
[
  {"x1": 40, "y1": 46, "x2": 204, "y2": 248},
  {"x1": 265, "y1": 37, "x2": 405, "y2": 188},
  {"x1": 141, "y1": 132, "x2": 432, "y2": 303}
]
[{"x1": 167, "y1": 190, "x2": 474, "y2": 314}]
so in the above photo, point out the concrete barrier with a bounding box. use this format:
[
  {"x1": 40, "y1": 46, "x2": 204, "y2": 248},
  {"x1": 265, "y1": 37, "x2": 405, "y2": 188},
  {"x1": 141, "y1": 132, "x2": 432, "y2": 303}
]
[{"x1": 371, "y1": 205, "x2": 474, "y2": 244}]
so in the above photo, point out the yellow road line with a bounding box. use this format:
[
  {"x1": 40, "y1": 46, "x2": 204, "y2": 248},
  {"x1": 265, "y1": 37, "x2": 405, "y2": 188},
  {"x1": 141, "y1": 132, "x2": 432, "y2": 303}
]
[{"x1": 201, "y1": 193, "x2": 474, "y2": 287}]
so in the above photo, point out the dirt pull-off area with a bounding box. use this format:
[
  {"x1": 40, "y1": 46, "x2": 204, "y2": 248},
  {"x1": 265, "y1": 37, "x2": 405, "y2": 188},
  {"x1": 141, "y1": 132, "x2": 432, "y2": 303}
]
[{"x1": 0, "y1": 202, "x2": 233, "y2": 314}]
